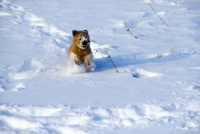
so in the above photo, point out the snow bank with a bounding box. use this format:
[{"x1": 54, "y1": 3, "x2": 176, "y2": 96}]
[{"x1": 0, "y1": 101, "x2": 199, "y2": 133}]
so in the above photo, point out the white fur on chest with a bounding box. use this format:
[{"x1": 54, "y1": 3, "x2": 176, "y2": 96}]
[
  {"x1": 68, "y1": 52, "x2": 93, "y2": 65},
  {"x1": 68, "y1": 52, "x2": 80, "y2": 63},
  {"x1": 67, "y1": 52, "x2": 95, "y2": 72}
]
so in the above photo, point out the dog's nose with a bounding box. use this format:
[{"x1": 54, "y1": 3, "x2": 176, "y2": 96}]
[{"x1": 83, "y1": 41, "x2": 87, "y2": 46}]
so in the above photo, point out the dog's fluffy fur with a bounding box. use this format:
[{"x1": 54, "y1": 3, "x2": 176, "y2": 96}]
[{"x1": 67, "y1": 30, "x2": 94, "y2": 72}]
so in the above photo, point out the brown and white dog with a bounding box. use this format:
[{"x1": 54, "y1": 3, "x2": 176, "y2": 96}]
[{"x1": 67, "y1": 30, "x2": 95, "y2": 72}]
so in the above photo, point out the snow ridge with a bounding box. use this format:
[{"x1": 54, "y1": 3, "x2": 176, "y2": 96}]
[{"x1": 0, "y1": 100, "x2": 199, "y2": 134}]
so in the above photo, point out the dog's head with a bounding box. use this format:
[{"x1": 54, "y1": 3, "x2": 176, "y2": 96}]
[{"x1": 72, "y1": 30, "x2": 90, "y2": 50}]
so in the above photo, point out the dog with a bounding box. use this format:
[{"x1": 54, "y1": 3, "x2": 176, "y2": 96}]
[{"x1": 67, "y1": 30, "x2": 95, "y2": 72}]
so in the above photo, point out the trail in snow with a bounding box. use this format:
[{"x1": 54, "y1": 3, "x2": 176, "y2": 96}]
[
  {"x1": 0, "y1": 0, "x2": 69, "y2": 91},
  {"x1": 1, "y1": 99, "x2": 200, "y2": 134}
]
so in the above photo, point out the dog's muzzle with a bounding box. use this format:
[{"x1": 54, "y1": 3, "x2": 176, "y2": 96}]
[{"x1": 82, "y1": 41, "x2": 89, "y2": 48}]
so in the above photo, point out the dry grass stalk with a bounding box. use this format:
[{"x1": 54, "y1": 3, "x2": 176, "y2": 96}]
[
  {"x1": 95, "y1": 44, "x2": 119, "y2": 73},
  {"x1": 148, "y1": 3, "x2": 169, "y2": 27},
  {"x1": 127, "y1": 29, "x2": 137, "y2": 39}
]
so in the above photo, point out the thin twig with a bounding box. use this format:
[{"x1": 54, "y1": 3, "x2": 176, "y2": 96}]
[
  {"x1": 127, "y1": 29, "x2": 137, "y2": 38},
  {"x1": 95, "y1": 50, "x2": 107, "y2": 59},
  {"x1": 157, "y1": 46, "x2": 176, "y2": 58},
  {"x1": 95, "y1": 45, "x2": 119, "y2": 73},
  {"x1": 171, "y1": 46, "x2": 176, "y2": 53},
  {"x1": 103, "y1": 48, "x2": 119, "y2": 73},
  {"x1": 148, "y1": 3, "x2": 169, "y2": 27}
]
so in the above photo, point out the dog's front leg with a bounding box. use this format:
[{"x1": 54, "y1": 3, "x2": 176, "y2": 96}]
[
  {"x1": 84, "y1": 54, "x2": 95, "y2": 71},
  {"x1": 68, "y1": 52, "x2": 82, "y2": 65}
]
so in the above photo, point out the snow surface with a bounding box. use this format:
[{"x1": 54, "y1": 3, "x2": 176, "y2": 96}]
[{"x1": 0, "y1": 0, "x2": 200, "y2": 133}]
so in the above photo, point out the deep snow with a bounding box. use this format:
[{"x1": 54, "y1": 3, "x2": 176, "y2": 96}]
[{"x1": 0, "y1": 0, "x2": 200, "y2": 133}]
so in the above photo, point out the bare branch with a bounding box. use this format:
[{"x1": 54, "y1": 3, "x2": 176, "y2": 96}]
[
  {"x1": 148, "y1": 3, "x2": 169, "y2": 27},
  {"x1": 127, "y1": 29, "x2": 137, "y2": 39},
  {"x1": 95, "y1": 45, "x2": 119, "y2": 73}
]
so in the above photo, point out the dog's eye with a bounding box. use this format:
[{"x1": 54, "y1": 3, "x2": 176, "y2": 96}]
[{"x1": 87, "y1": 37, "x2": 90, "y2": 41}]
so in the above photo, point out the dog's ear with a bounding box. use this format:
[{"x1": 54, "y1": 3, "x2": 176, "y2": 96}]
[
  {"x1": 83, "y1": 30, "x2": 88, "y2": 33},
  {"x1": 72, "y1": 30, "x2": 78, "y2": 36}
]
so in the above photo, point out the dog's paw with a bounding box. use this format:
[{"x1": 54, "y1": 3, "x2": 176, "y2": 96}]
[{"x1": 86, "y1": 63, "x2": 96, "y2": 72}]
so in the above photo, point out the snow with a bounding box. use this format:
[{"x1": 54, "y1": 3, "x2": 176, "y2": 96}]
[{"x1": 0, "y1": 0, "x2": 200, "y2": 133}]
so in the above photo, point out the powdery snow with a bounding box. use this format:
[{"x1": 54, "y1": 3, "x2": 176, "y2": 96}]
[
  {"x1": 0, "y1": 102, "x2": 199, "y2": 133},
  {"x1": 0, "y1": 0, "x2": 200, "y2": 134}
]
